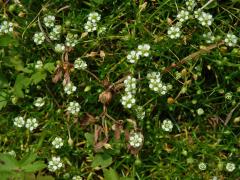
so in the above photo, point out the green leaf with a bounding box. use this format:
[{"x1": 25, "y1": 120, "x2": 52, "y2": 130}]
[
  {"x1": 0, "y1": 171, "x2": 12, "y2": 180},
  {"x1": 0, "y1": 72, "x2": 8, "y2": 88},
  {"x1": 84, "y1": 133, "x2": 94, "y2": 146},
  {"x1": 13, "y1": 74, "x2": 31, "y2": 98},
  {"x1": 43, "y1": 63, "x2": 55, "y2": 73},
  {"x1": 19, "y1": 153, "x2": 37, "y2": 167},
  {"x1": 36, "y1": 175, "x2": 55, "y2": 180},
  {"x1": 103, "y1": 168, "x2": 119, "y2": 180},
  {"x1": 21, "y1": 161, "x2": 46, "y2": 173},
  {"x1": 0, "y1": 35, "x2": 18, "y2": 47},
  {"x1": 0, "y1": 91, "x2": 8, "y2": 110},
  {"x1": 91, "y1": 153, "x2": 112, "y2": 168},
  {"x1": 31, "y1": 71, "x2": 47, "y2": 84},
  {"x1": 120, "y1": 177, "x2": 134, "y2": 180},
  {"x1": 92, "y1": 0, "x2": 104, "y2": 5},
  {"x1": 0, "y1": 154, "x2": 19, "y2": 172}
]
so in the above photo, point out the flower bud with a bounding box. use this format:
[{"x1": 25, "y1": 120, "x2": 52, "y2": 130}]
[{"x1": 98, "y1": 90, "x2": 112, "y2": 105}]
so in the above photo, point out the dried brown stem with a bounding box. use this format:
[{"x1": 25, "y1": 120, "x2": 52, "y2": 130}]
[{"x1": 162, "y1": 41, "x2": 225, "y2": 74}]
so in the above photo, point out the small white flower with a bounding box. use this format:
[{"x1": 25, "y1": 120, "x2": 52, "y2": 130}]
[
  {"x1": 64, "y1": 82, "x2": 77, "y2": 95},
  {"x1": 147, "y1": 72, "x2": 169, "y2": 95},
  {"x1": 84, "y1": 21, "x2": 97, "y2": 32},
  {"x1": 203, "y1": 32, "x2": 215, "y2": 44},
  {"x1": 225, "y1": 92, "x2": 232, "y2": 100},
  {"x1": 137, "y1": 44, "x2": 151, "y2": 57},
  {"x1": 134, "y1": 106, "x2": 145, "y2": 120},
  {"x1": 52, "y1": 137, "x2": 64, "y2": 149},
  {"x1": 167, "y1": 26, "x2": 181, "y2": 39},
  {"x1": 88, "y1": 12, "x2": 101, "y2": 23},
  {"x1": 177, "y1": 10, "x2": 190, "y2": 22},
  {"x1": 194, "y1": 9, "x2": 202, "y2": 19},
  {"x1": 54, "y1": 44, "x2": 65, "y2": 53},
  {"x1": 211, "y1": 176, "x2": 218, "y2": 180},
  {"x1": 121, "y1": 93, "x2": 136, "y2": 109},
  {"x1": 127, "y1": 50, "x2": 140, "y2": 64},
  {"x1": 35, "y1": 60, "x2": 43, "y2": 69},
  {"x1": 25, "y1": 118, "x2": 38, "y2": 131},
  {"x1": 124, "y1": 76, "x2": 137, "y2": 94},
  {"x1": 72, "y1": 176, "x2": 83, "y2": 180},
  {"x1": 98, "y1": 26, "x2": 106, "y2": 34},
  {"x1": 162, "y1": 119, "x2": 173, "y2": 132},
  {"x1": 197, "y1": 108, "x2": 204, "y2": 116},
  {"x1": 65, "y1": 33, "x2": 79, "y2": 47},
  {"x1": 186, "y1": 0, "x2": 196, "y2": 11},
  {"x1": 0, "y1": 21, "x2": 13, "y2": 34},
  {"x1": 198, "y1": 162, "x2": 207, "y2": 171},
  {"x1": 67, "y1": 101, "x2": 80, "y2": 114},
  {"x1": 13, "y1": 116, "x2": 25, "y2": 128},
  {"x1": 7, "y1": 150, "x2": 16, "y2": 157},
  {"x1": 129, "y1": 132, "x2": 144, "y2": 148},
  {"x1": 74, "y1": 58, "x2": 87, "y2": 70},
  {"x1": 224, "y1": 33, "x2": 238, "y2": 47},
  {"x1": 33, "y1": 32, "x2": 45, "y2": 45},
  {"x1": 43, "y1": 15, "x2": 55, "y2": 27},
  {"x1": 197, "y1": 11, "x2": 213, "y2": 26},
  {"x1": 226, "y1": 162, "x2": 235, "y2": 172},
  {"x1": 48, "y1": 156, "x2": 63, "y2": 172},
  {"x1": 49, "y1": 25, "x2": 61, "y2": 40},
  {"x1": 34, "y1": 97, "x2": 45, "y2": 107}
]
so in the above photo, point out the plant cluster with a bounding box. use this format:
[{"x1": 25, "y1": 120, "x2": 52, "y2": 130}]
[{"x1": 0, "y1": 0, "x2": 239, "y2": 179}]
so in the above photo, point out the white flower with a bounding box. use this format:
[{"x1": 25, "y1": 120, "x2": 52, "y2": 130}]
[
  {"x1": 98, "y1": 26, "x2": 106, "y2": 34},
  {"x1": 13, "y1": 116, "x2": 25, "y2": 127},
  {"x1": 124, "y1": 76, "x2": 137, "y2": 94},
  {"x1": 0, "y1": 21, "x2": 13, "y2": 34},
  {"x1": 194, "y1": 9, "x2": 202, "y2": 19},
  {"x1": 43, "y1": 15, "x2": 55, "y2": 27},
  {"x1": 162, "y1": 119, "x2": 173, "y2": 132},
  {"x1": 167, "y1": 26, "x2": 181, "y2": 39},
  {"x1": 88, "y1": 12, "x2": 101, "y2": 23},
  {"x1": 67, "y1": 101, "x2": 80, "y2": 114},
  {"x1": 186, "y1": 0, "x2": 196, "y2": 11},
  {"x1": 54, "y1": 44, "x2": 65, "y2": 53},
  {"x1": 197, "y1": 11, "x2": 213, "y2": 26},
  {"x1": 72, "y1": 176, "x2": 83, "y2": 180},
  {"x1": 127, "y1": 50, "x2": 140, "y2": 64},
  {"x1": 203, "y1": 32, "x2": 215, "y2": 44},
  {"x1": 34, "y1": 97, "x2": 45, "y2": 107},
  {"x1": 121, "y1": 93, "x2": 136, "y2": 109},
  {"x1": 225, "y1": 92, "x2": 232, "y2": 100},
  {"x1": 211, "y1": 176, "x2": 218, "y2": 180},
  {"x1": 65, "y1": 33, "x2": 79, "y2": 47},
  {"x1": 226, "y1": 162, "x2": 235, "y2": 172},
  {"x1": 48, "y1": 156, "x2": 63, "y2": 172},
  {"x1": 134, "y1": 106, "x2": 145, "y2": 120},
  {"x1": 49, "y1": 25, "x2": 61, "y2": 40},
  {"x1": 64, "y1": 82, "x2": 77, "y2": 95},
  {"x1": 177, "y1": 10, "x2": 190, "y2": 22},
  {"x1": 197, "y1": 108, "x2": 204, "y2": 115},
  {"x1": 84, "y1": 21, "x2": 97, "y2": 32},
  {"x1": 224, "y1": 33, "x2": 238, "y2": 47},
  {"x1": 52, "y1": 137, "x2": 64, "y2": 149},
  {"x1": 198, "y1": 162, "x2": 207, "y2": 171},
  {"x1": 25, "y1": 118, "x2": 38, "y2": 131},
  {"x1": 147, "y1": 72, "x2": 169, "y2": 95},
  {"x1": 35, "y1": 60, "x2": 43, "y2": 69},
  {"x1": 33, "y1": 32, "x2": 45, "y2": 45},
  {"x1": 129, "y1": 132, "x2": 144, "y2": 148},
  {"x1": 74, "y1": 58, "x2": 87, "y2": 70},
  {"x1": 7, "y1": 150, "x2": 16, "y2": 157},
  {"x1": 137, "y1": 44, "x2": 151, "y2": 57}
]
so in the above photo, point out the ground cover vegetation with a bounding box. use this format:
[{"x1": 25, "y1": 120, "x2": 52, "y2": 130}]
[{"x1": 0, "y1": 0, "x2": 240, "y2": 179}]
